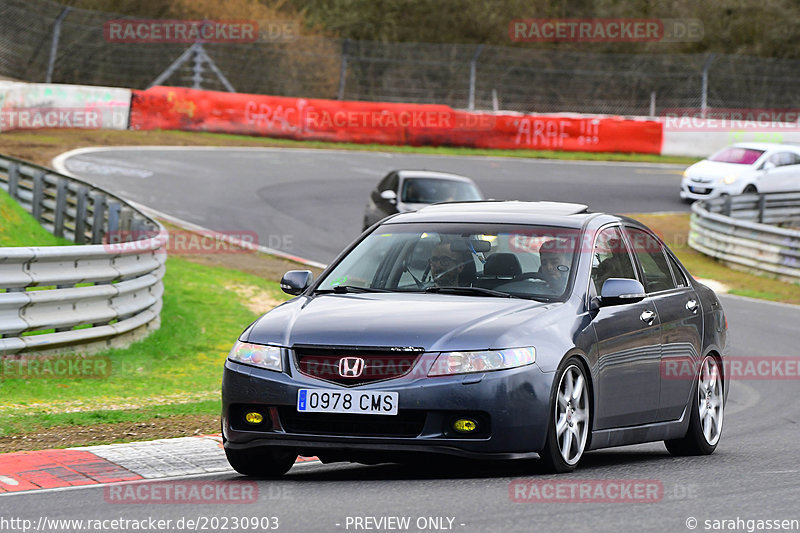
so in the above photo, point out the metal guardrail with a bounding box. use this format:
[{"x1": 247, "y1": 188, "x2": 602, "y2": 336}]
[
  {"x1": 689, "y1": 192, "x2": 800, "y2": 282},
  {"x1": 0, "y1": 154, "x2": 167, "y2": 355}
]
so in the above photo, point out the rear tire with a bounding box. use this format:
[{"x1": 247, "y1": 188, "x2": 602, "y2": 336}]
[
  {"x1": 225, "y1": 446, "x2": 297, "y2": 477},
  {"x1": 665, "y1": 355, "x2": 724, "y2": 456},
  {"x1": 539, "y1": 357, "x2": 591, "y2": 473}
]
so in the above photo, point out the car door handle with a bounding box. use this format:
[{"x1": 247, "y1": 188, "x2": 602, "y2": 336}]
[
  {"x1": 640, "y1": 310, "x2": 656, "y2": 325},
  {"x1": 686, "y1": 299, "x2": 698, "y2": 313}
]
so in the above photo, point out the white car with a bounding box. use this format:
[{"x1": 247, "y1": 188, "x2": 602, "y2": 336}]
[{"x1": 680, "y1": 142, "x2": 800, "y2": 201}]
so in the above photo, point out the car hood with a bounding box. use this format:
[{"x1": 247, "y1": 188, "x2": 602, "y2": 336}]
[
  {"x1": 686, "y1": 160, "x2": 753, "y2": 181},
  {"x1": 245, "y1": 292, "x2": 557, "y2": 352}
]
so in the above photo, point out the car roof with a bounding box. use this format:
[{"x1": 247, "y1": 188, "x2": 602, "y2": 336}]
[
  {"x1": 395, "y1": 170, "x2": 477, "y2": 183},
  {"x1": 383, "y1": 200, "x2": 599, "y2": 228},
  {"x1": 729, "y1": 142, "x2": 800, "y2": 153}
]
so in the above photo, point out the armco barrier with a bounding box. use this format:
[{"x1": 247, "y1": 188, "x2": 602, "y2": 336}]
[
  {"x1": 0, "y1": 154, "x2": 166, "y2": 355},
  {"x1": 0, "y1": 82, "x2": 131, "y2": 132},
  {"x1": 689, "y1": 193, "x2": 800, "y2": 282},
  {"x1": 129, "y1": 86, "x2": 663, "y2": 154}
]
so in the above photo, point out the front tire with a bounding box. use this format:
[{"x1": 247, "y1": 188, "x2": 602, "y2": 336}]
[
  {"x1": 742, "y1": 184, "x2": 758, "y2": 194},
  {"x1": 539, "y1": 358, "x2": 591, "y2": 473},
  {"x1": 225, "y1": 446, "x2": 297, "y2": 477},
  {"x1": 665, "y1": 355, "x2": 724, "y2": 456}
]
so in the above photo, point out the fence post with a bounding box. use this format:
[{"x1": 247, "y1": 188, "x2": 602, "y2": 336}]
[
  {"x1": 337, "y1": 39, "x2": 350, "y2": 100},
  {"x1": 757, "y1": 194, "x2": 766, "y2": 223},
  {"x1": 46, "y1": 7, "x2": 72, "y2": 83},
  {"x1": 468, "y1": 44, "x2": 484, "y2": 111},
  {"x1": 723, "y1": 195, "x2": 732, "y2": 217},
  {"x1": 701, "y1": 53, "x2": 715, "y2": 118}
]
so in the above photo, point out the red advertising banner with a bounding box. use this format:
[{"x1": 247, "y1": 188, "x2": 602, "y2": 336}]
[{"x1": 130, "y1": 86, "x2": 662, "y2": 154}]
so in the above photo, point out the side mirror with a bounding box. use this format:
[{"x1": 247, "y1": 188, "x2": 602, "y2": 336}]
[
  {"x1": 599, "y1": 278, "x2": 646, "y2": 306},
  {"x1": 380, "y1": 189, "x2": 397, "y2": 204},
  {"x1": 762, "y1": 161, "x2": 776, "y2": 171},
  {"x1": 280, "y1": 270, "x2": 313, "y2": 295}
]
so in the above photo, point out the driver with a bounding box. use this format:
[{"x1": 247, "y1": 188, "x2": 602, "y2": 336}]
[
  {"x1": 538, "y1": 240, "x2": 571, "y2": 293},
  {"x1": 429, "y1": 242, "x2": 469, "y2": 287}
]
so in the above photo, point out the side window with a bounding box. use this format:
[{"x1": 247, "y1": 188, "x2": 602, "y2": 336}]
[
  {"x1": 624, "y1": 227, "x2": 677, "y2": 293},
  {"x1": 768, "y1": 152, "x2": 794, "y2": 167},
  {"x1": 789, "y1": 153, "x2": 800, "y2": 166},
  {"x1": 591, "y1": 226, "x2": 637, "y2": 295},
  {"x1": 666, "y1": 252, "x2": 689, "y2": 288}
]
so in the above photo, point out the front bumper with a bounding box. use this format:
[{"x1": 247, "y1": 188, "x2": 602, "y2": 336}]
[
  {"x1": 680, "y1": 180, "x2": 724, "y2": 200},
  {"x1": 222, "y1": 359, "x2": 555, "y2": 460}
]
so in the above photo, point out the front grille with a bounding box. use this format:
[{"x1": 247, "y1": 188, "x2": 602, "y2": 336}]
[
  {"x1": 293, "y1": 346, "x2": 423, "y2": 386},
  {"x1": 277, "y1": 407, "x2": 426, "y2": 437}
]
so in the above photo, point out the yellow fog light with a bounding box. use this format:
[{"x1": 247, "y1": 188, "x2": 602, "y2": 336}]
[
  {"x1": 245, "y1": 412, "x2": 264, "y2": 425},
  {"x1": 453, "y1": 418, "x2": 478, "y2": 433}
]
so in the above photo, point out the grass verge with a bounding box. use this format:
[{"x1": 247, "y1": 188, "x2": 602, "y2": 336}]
[
  {"x1": 630, "y1": 213, "x2": 800, "y2": 305},
  {"x1": 0, "y1": 129, "x2": 699, "y2": 167},
  {"x1": 0, "y1": 187, "x2": 291, "y2": 446}
]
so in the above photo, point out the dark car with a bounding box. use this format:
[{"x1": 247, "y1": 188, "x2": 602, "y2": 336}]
[
  {"x1": 222, "y1": 201, "x2": 727, "y2": 476},
  {"x1": 362, "y1": 170, "x2": 483, "y2": 230}
]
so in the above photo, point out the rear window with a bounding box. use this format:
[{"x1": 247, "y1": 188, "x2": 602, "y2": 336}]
[{"x1": 708, "y1": 147, "x2": 764, "y2": 165}]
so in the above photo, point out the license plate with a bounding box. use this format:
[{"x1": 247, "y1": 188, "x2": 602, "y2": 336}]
[
  {"x1": 689, "y1": 186, "x2": 709, "y2": 194},
  {"x1": 297, "y1": 389, "x2": 398, "y2": 415}
]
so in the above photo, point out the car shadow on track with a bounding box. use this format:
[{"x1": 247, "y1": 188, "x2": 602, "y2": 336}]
[{"x1": 276, "y1": 449, "x2": 676, "y2": 481}]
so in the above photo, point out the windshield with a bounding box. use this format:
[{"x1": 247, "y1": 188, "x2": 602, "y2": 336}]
[
  {"x1": 400, "y1": 178, "x2": 483, "y2": 203},
  {"x1": 708, "y1": 147, "x2": 765, "y2": 165},
  {"x1": 316, "y1": 223, "x2": 579, "y2": 300}
]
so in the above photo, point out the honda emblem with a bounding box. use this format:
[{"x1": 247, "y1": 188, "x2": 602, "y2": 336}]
[{"x1": 338, "y1": 357, "x2": 365, "y2": 378}]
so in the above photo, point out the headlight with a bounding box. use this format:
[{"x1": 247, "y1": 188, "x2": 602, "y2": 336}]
[
  {"x1": 722, "y1": 174, "x2": 739, "y2": 185},
  {"x1": 228, "y1": 341, "x2": 283, "y2": 372},
  {"x1": 428, "y1": 347, "x2": 536, "y2": 376},
  {"x1": 682, "y1": 170, "x2": 689, "y2": 177}
]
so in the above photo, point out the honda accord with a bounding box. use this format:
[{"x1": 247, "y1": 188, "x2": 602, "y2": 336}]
[{"x1": 222, "y1": 201, "x2": 727, "y2": 475}]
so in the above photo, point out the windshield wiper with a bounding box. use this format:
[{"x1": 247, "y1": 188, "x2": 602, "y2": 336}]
[
  {"x1": 315, "y1": 285, "x2": 391, "y2": 294},
  {"x1": 424, "y1": 286, "x2": 520, "y2": 298}
]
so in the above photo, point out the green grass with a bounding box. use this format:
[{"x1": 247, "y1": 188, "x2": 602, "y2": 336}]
[
  {"x1": 0, "y1": 401, "x2": 218, "y2": 440},
  {"x1": 0, "y1": 257, "x2": 289, "y2": 436},
  {"x1": 629, "y1": 213, "x2": 800, "y2": 305},
  {"x1": 0, "y1": 187, "x2": 290, "y2": 435},
  {"x1": 0, "y1": 188, "x2": 72, "y2": 247}
]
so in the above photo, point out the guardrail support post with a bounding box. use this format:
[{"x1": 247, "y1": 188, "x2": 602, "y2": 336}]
[
  {"x1": 32, "y1": 171, "x2": 46, "y2": 222},
  {"x1": 91, "y1": 194, "x2": 106, "y2": 244},
  {"x1": 74, "y1": 186, "x2": 88, "y2": 244},
  {"x1": 757, "y1": 194, "x2": 766, "y2": 223},
  {"x1": 54, "y1": 179, "x2": 68, "y2": 238},
  {"x1": 7, "y1": 163, "x2": 19, "y2": 198},
  {"x1": 723, "y1": 195, "x2": 732, "y2": 217},
  {"x1": 108, "y1": 202, "x2": 122, "y2": 241}
]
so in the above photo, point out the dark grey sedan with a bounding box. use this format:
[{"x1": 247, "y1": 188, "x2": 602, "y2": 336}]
[{"x1": 222, "y1": 201, "x2": 727, "y2": 475}]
